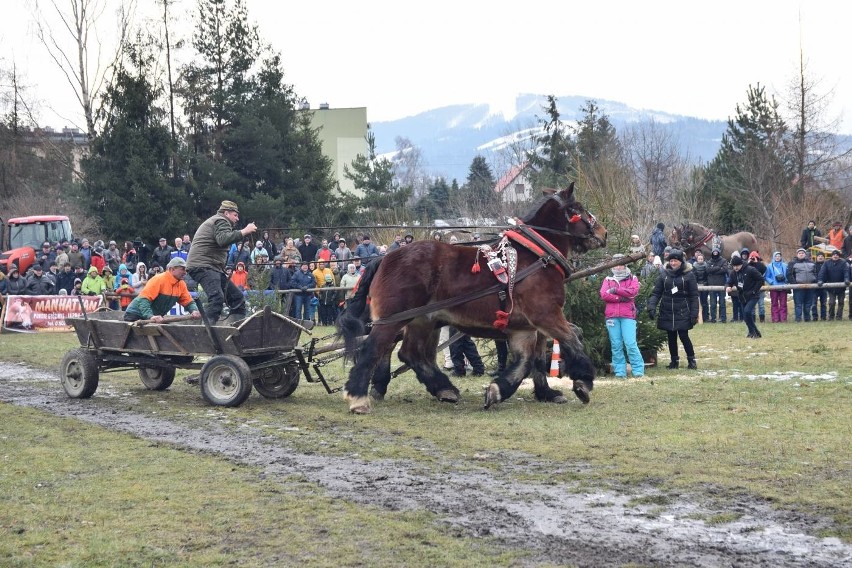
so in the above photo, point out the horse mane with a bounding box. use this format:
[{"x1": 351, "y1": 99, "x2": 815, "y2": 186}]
[
  {"x1": 519, "y1": 183, "x2": 575, "y2": 225},
  {"x1": 337, "y1": 258, "x2": 383, "y2": 358}
]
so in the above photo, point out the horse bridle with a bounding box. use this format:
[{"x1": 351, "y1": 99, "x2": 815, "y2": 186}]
[{"x1": 522, "y1": 195, "x2": 601, "y2": 241}]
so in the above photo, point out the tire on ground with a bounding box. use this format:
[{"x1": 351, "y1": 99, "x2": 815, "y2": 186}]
[
  {"x1": 60, "y1": 348, "x2": 100, "y2": 398},
  {"x1": 138, "y1": 366, "x2": 177, "y2": 390},
  {"x1": 199, "y1": 354, "x2": 253, "y2": 407},
  {"x1": 252, "y1": 360, "x2": 300, "y2": 399}
]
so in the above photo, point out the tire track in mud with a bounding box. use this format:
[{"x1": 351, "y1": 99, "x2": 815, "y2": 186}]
[{"x1": 2, "y1": 363, "x2": 850, "y2": 567}]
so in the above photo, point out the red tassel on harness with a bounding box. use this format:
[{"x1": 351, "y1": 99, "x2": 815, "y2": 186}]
[
  {"x1": 471, "y1": 261, "x2": 481, "y2": 273},
  {"x1": 493, "y1": 310, "x2": 510, "y2": 330}
]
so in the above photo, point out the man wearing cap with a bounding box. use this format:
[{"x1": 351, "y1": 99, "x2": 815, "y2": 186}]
[
  {"x1": 334, "y1": 238, "x2": 351, "y2": 271},
  {"x1": 787, "y1": 248, "x2": 818, "y2": 322},
  {"x1": 817, "y1": 249, "x2": 851, "y2": 320},
  {"x1": 25, "y1": 264, "x2": 55, "y2": 295},
  {"x1": 186, "y1": 200, "x2": 257, "y2": 323},
  {"x1": 152, "y1": 238, "x2": 174, "y2": 269},
  {"x1": 355, "y1": 234, "x2": 379, "y2": 265},
  {"x1": 36, "y1": 242, "x2": 56, "y2": 272},
  {"x1": 298, "y1": 234, "x2": 318, "y2": 263},
  {"x1": 124, "y1": 257, "x2": 201, "y2": 323},
  {"x1": 726, "y1": 255, "x2": 764, "y2": 339}
]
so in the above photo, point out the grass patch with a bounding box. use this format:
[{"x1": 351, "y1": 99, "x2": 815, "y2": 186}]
[
  {"x1": 0, "y1": 404, "x2": 520, "y2": 567},
  {"x1": 1, "y1": 320, "x2": 851, "y2": 541}
]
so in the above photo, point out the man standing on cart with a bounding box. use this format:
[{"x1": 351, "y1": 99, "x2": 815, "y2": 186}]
[
  {"x1": 123, "y1": 257, "x2": 202, "y2": 323},
  {"x1": 186, "y1": 200, "x2": 257, "y2": 323}
]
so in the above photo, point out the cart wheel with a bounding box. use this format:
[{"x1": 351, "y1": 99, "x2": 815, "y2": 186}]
[
  {"x1": 138, "y1": 366, "x2": 176, "y2": 391},
  {"x1": 199, "y1": 355, "x2": 253, "y2": 407},
  {"x1": 59, "y1": 348, "x2": 99, "y2": 399},
  {"x1": 253, "y1": 360, "x2": 300, "y2": 399}
]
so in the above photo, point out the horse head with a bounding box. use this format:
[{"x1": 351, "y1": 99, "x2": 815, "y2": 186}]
[{"x1": 532, "y1": 183, "x2": 607, "y2": 253}]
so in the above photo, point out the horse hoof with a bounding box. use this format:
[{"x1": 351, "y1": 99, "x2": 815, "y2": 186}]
[
  {"x1": 483, "y1": 383, "x2": 502, "y2": 409},
  {"x1": 551, "y1": 395, "x2": 569, "y2": 404},
  {"x1": 436, "y1": 389, "x2": 459, "y2": 403},
  {"x1": 345, "y1": 392, "x2": 372, "y2": 414},
  {"x1": 572, "y1": 381, "x2": 590, "y2": 404},
  {"x1": 370, "y1": 387, "x2": 385, "y2": 401}
]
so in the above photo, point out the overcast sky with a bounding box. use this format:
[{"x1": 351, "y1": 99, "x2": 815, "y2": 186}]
[{"x1": 3, "y1": 0, "x2": 849, "y2": 133}]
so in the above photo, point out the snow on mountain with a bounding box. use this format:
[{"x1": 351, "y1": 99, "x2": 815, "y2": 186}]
[{"x1": 371, "y1": 94, "x2": 727, "y2": 182}]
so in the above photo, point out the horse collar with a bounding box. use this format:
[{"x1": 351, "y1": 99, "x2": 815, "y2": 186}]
[{"x1": 504, "y1": 225, "x2": 571, "y2": 279}]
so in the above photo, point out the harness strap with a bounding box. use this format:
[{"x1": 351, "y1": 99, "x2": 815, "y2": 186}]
[
  {"x1": 505, "y1": 225, "x2": 571, "y2": 279},
  {"x1": 370, "y1": 259, "x2": 549, "y2": 326}
]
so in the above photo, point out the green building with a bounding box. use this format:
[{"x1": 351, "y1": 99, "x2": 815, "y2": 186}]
[{"x1": 302, "y1": 103, "x2": 368, "y2": 197}]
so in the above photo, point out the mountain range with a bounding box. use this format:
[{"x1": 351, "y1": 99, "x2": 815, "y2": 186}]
[{"x1": 370, "y1": 93, "x2": 728, "y2": 183}]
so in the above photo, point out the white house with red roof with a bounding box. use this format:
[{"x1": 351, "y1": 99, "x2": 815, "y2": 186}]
[{"x1": 493, "y1": 161, "x2": 535, "y2": 204}]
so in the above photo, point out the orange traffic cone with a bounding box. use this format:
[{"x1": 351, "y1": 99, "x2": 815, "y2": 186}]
[{"x1": 549, "y1": 340, "x2": 561, "y2": 377}]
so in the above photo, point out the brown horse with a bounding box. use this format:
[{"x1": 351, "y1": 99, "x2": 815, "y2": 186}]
[
  {"x1": 338, "y1": 184, "x2": 608, "y2": 414},
  {"x1": 670, "y1": 222, "x2": 757, "y2": 259}
]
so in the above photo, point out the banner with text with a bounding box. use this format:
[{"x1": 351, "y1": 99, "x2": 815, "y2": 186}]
[{"x1": 1, "y1": 295, "x2": 103, "y2": 333}]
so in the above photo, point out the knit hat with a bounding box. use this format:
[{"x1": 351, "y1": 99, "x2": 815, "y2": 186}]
[
  {"x1": 74, "y1": 278, "x2": 82, "y2": 285},
  {"x1": 711, "y1": 249, "x2": 720, "y2": 257},
  {"x1": 668, "y1": 248, "x2": 684, "y2": 261},
  {"x1": 831, "y1": 249, "x2": 841, "y2": 257},
  {"x1": 218, "y1": 200, "x2": 239, "y2": 213},
  {"x1": 796, "y1": 248, "x2": 807, "y2": 254},
  {"x1": 324, "y1": 274, "x2": 333, "y2": 282},
  {"x1": 748, "y1": 251, "x2": 761, "y2": 261},
  {"x1": 664, "y1": 245, "x2": 672, "y2": 253},
  {"x1": 656, "y1": 223, "x2": 665, "y2": 230},
  {"x1": 610, "y1": 254, "x2": 631, "y2": 280},
  {"x1": 730, "y1": 256, "x2": 744, "y2": 266}
]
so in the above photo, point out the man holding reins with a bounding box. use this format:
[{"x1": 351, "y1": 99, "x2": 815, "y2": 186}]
[{"x1": 186, "y1": 200, "x2": 257, "y2": 323}]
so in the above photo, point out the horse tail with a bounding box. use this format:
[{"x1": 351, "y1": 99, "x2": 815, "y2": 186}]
[{"x1": 337, "y1": 258, "x2": 383, "y2": 360}]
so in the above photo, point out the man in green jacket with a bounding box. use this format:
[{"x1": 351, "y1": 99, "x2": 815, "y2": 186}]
[{"x1": 186, "y1": 200, "x2": 257, "y2": 322}]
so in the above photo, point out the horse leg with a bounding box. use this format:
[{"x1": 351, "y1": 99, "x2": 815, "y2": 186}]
[
  {"x1": 484, "y1": 331, "x2": 538, "y2": 409},
  {"x1": 369, "y1": 349, "x2": 393, "y2": 401},
  {"x1": 524, "y1": 318, "x2": 595, "y2": 404},
  {"x1": 343, "y1": 324, "x2": 401, "y2": 414},
  {"x1": 530, "y1": 333, "x2": 567, "y2": 403},
  {"x1": 397, "y1": 320, "x2": 460, "y2": 403}
]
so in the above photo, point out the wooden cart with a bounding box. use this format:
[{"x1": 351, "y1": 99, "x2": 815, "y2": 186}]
[{"x1": 60, "y1": 306, "x2": 314, "y2": 407}]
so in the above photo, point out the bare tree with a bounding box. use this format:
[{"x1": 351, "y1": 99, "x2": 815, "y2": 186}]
[
  {"x1": 782, "y1": 33, "x2": 852, "y2": 201},
  {"x1": 620, "y1": 119, "x2": 693, "y2": 234},
  {"x1": 34, "y1": 0, "x2": 135, "y2": 139}
]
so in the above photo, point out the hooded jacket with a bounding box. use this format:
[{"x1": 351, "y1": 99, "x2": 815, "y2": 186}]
[
  {"x1": 647, "y1": 261, "x2": 699, "y2": 331},
  {"x1": 764, "y1": 253, "x2": 789, "y2": 286}
]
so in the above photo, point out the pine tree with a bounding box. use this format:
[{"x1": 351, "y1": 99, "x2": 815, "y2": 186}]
[
  {"x1": 526, "y1": 95, "x2": 577, "y2": 189},
  {"x1": 344, "y1": 128, "x2": 410, "y2": 212},
  {"x1": 701, "y1": 84, "x2": 793, "y2": 234},
  {"x1": 457, "y1": 155, "x2": 497, "y2": 214},
  {"x1": 81, "y1": 39, "x2": 192, "y2": 242}
]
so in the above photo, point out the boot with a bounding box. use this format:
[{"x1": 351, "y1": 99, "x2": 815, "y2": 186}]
[
  {"x1": 759, "y1": 314, "x2": 765, "y2": 323},
  {"x1": 687, "y1": 357, "x2": 697, "y2": 370},
  {"x1": 666, "y1": 359, "x2": 679, "y2": 369}
]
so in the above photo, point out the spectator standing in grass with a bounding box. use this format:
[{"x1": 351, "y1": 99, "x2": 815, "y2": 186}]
[
  {"x1": 763, "y1": 251, "x2": 789, "y2": 323},
  {"x1": 599, "y1": 254, "x2": 644, "y2": 379},
  {"x1": 817, "y1": 249, "x2": 850, "y2": 320},
  {"x1": 787, "y1": 248, "x2": 817, "y2": 322},
  {"x1": 727, "y1": 255, "x2": 764, "y2": 338},
  {"x1": 647, "y1": 248, "x2": 699, "y2": 370}
]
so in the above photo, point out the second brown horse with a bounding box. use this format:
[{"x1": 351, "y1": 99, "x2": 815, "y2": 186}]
[{"x1": 338, "y1": 184, "x2": 608, "y2": 414}]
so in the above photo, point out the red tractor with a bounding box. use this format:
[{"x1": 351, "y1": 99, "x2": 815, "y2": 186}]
[{"x1": 0, "y1": 215, "x2": 73, "y2": 274}]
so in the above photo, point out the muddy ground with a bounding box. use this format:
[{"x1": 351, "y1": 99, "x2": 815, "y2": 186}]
[{"x1": 2, "y1": 362, "x2": 850, "y2": 568}]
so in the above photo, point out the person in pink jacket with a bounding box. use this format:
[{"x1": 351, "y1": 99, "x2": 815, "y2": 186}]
[{"x1": 599, "y1": 254, "x2": 645, "y2": 378}]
